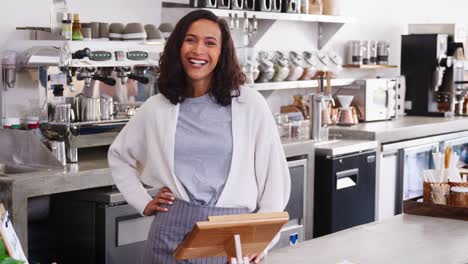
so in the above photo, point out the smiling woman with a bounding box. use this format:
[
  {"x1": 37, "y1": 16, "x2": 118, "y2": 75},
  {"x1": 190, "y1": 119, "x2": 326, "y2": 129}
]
[
  {"x1": 158, "y1": 10, "x2": 245, "y2": 105},
  {"x1": 108, "y1": 9, "x2": 291, "y2": 264}
]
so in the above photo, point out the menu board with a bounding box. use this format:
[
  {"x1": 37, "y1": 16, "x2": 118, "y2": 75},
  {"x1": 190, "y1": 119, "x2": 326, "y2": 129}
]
[{"x1": 0, "y1": 204, "x2": 28, "y2": 263}]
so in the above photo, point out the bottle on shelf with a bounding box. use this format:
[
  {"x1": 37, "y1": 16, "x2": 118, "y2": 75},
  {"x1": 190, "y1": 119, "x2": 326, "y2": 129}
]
[
  {"x1": 61, "y1": 13, "x2": 72, "y2": 40},
  {"x1": 72, "y1": 13, "x2": 83, "y2": 41},
  {"x1": 49, "y1": 0, "x2": 68, "y2": 36}
]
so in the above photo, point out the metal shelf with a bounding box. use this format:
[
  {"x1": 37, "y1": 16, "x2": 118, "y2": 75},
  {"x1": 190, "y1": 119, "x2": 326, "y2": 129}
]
[
  {"x1": 247, "y1": 79, "x2": 355, "y2": 91},
  {"x1": 343, "y1": 64, "x2": 398, "y2": 69},
  {"x1": 162, "y1": 6, "x2": 354, "y2": 48},
  {"x1": 176, "y1": 8, "x2": 354, "y2": 23}
]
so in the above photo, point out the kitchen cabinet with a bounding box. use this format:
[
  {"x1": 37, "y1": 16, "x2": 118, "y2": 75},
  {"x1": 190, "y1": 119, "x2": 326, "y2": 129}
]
[
  {"x1": 314, "y1": 149, "x2": 376, "y2": 237},
  {"x1": 161, "y1": 6, "x2": 354, "y2": 48}
]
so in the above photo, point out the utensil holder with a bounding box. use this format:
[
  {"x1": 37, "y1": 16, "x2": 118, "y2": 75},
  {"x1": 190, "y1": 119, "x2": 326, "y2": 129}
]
[
  {"x1": 424, "y1": 182, "x2": 450, "y2": 204},
  {"x1": 423, "y1": 181, "x2": 434, "y2": 203}
]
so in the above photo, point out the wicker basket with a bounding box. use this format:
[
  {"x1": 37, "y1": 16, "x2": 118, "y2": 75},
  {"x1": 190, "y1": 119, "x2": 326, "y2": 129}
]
[
  {"x1": 449, "y1": 182, "x2": 468, "y2": 188},
  {"x1": 423, "y1": 182, "x2": 451, "y2": 204},
  {"x1": 423, "y1": 181, "x2": 433, "y2": 203}
]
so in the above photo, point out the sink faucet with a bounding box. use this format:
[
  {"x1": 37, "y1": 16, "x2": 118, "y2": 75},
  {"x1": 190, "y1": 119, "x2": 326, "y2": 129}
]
[{"x1": 309, "y1": 93, "x2": 334, "y2": 142}]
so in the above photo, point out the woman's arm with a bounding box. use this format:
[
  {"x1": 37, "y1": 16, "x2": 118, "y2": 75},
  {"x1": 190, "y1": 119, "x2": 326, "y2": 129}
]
[
  {"x1": 253, "y1": 94, "x2": 291, "y2": 254},
  {"x1": 108, "y1": 102, "x2": 154, "y2": 215}
]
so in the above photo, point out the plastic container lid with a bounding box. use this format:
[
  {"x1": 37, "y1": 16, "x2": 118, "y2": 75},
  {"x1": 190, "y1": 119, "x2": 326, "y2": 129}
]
[
  {"x1": 4, "y1": 117, "x2": 20, "y2": 126},
  {"x1": 26, "y1": 116, "x2": 40, "y2": 124},
  {"x1": 451, "y1": 187, "x2": 468, "y2": 193}
]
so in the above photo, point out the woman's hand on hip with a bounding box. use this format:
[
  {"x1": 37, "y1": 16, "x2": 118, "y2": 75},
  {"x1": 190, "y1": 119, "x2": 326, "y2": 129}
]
[{"x1": 143, "y1": 187, "x2": 175, "y2": 216}]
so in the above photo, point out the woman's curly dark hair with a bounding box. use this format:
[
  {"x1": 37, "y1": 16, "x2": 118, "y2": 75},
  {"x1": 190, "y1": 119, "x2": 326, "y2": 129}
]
[{"x1": 158, "y1": 10, "x2": 245, "y2": 106}]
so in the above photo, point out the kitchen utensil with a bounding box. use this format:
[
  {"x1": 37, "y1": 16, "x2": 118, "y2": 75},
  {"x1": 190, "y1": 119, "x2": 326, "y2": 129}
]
[
  {"x1": 190, "y1": 0, "x2": 217, "y2": 7},
  {"x1": 377, "y1": 41, "x2": 390, "y2": 65},
  {"x1": 300, "y1": 51, "x2": 318, "y2": 80},
  {"x1": 256, "y1": 0, "x2": 272, "y2": 12},
  {"x1": 430, "y1": 183, "x2": 450, "y2": 205},
  {"x1": 100, "y1": 96, "x2": 114, "y2": 120},
  {"x1": 80, "y1": 97, "x2": 101, "y2": 122},
  {"x1": 336, "y1": 95, "x2": 355, "y2": 126},
  {"x1": 327, "y1": 51, "x2": 343, "y2": 75},
  {"x1": 123, "y1": 23, "x2": 147, "y2": 41},
  {"x1": 369, "y1": 41, "x2": 377, "y2": 64},
  {"x1": 271, "y1": 0, "x2": 282, "y2": 12},
  {"x1": 49, "y1": 140, "x2": 66, "y2": 166},
  {"x1": 316, "y1": 51, "x2": 329, "y2": 72},
  {"x1": 232, "y1": 0, "x2": 244, "y2": 9},
  {"x1": 218, "y1": 0, "x2": 231, "y2": 9},
  {"x1": 308, "y1": 0, "x2": 322, "y2": 14},
  {"x1": 145, "y1": 24, "x2": 163, "y2": 41},
  {"x1": 272, "y1": 51, "x2": 290, "y2": 82},
  {"x1": 109, "y1": 23, "x2": 124, "y2": 41},
  {"x1": 81, "y1": 23, "x2": 91, "y2": 40},
  {"x1": 322, "y1": 0, "x2": 340, "y2": 15},
  {"x1": 53, "y1": 103, "x2": 72, "y2": 123},
  {"x1": 362, "y1": 41, "x2": 370, "y2": 64},
  {"x1": 282, "y1": 0, "x2": 300, "y2": 13},
  {"x1": 348, "y1": 40, "x2": 363, "y2": 65},
  {"x1": 90, "y1": 22, "x2": 100, "y2": 39},
  {"x1": 287, "y1": 51, "x2": 304, "y2": 81},
  {"x1": 257, "y1": 51, "x2": 275, "y2": 83},
  {"x1": 244, "y1": 0, "x2": 255, "y2": 10},
  {"x1": 242, "y1": 62, "x2": 260, "y2": 84},
  {"x1": 99, "y1": 22, "x2": 109, "y2": 40}
]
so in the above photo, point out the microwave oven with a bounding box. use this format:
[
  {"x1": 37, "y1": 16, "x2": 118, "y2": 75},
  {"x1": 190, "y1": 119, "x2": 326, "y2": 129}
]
[{"x1": 334, "y1": 78, "x2": 401, "y2": 122}]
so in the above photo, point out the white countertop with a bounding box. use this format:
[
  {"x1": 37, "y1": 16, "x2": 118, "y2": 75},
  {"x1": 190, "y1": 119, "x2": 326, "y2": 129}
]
[
  {"x1": 330, "y1": 116, "x2": 468, "y2": 143},
  {"x1": 264, "y1": 214, "x2": 468, "y2": 264},
  {"x1": 315, "y1": 139, "x2": 378, "y2": 156}
]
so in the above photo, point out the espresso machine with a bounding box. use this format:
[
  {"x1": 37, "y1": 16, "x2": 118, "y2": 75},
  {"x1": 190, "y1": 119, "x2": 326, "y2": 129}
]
[
  {"x1": 13, "y1": 40, "x2": 163, "y2": 163},
  {"x1": 401, "y1": 25, "x2": 466, "y2": 116}
]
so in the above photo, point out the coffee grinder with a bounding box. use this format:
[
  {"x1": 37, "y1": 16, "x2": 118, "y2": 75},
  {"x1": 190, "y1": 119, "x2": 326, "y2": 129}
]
[
  {"x1": 401, "y1": 33, "x2": 454, "y2": 116},
  {"x1": 402, "y1": 23, "x2": 467, "y2": 117}
]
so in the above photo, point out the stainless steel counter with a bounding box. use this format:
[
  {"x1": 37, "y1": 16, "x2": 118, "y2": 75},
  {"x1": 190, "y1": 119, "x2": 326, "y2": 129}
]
[
  {"x1": 0, "y1": 139, "x2": 315, "y2": 256},
  {"x1": 330, "y1": 116, "x2": 468, "y2": 144},
  {"x1": 0, "y1": 147, "x2": 113, "y2": 254},
  {"x1": 265, "y1": 214, "x2": 468, "y2": 264}
]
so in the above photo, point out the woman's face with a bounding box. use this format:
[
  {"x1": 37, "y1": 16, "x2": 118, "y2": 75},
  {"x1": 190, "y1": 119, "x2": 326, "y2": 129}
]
[{"x1": 180, "y1": 19, "x2": 222, "y2": 85}]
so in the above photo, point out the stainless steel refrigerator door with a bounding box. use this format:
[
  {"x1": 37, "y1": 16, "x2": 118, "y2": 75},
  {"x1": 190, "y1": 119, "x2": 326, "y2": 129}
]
[{"x1": 397, "y1": 143, "x2": 438, "y2": 213}]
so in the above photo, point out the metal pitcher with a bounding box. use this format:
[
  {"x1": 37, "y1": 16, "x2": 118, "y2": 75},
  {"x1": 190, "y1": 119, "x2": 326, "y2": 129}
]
[
  {"x1": 81, "y1": 97, "x2": 101, "y2": 122},
  {"x1": 100, "y1": 97, "x2": 114, "y2": 120}
]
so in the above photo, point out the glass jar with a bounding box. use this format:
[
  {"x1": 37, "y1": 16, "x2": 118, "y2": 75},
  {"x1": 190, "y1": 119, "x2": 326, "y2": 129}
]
[
  {"x1": 437, "y1": 92, "x2": 451, "y2": 112},
  {"x1": 308, "y1": 0, "x2": 322, "y2": 14},
  {"x1": 275, "y1": 113, "x2": 290, "y2": 139}
]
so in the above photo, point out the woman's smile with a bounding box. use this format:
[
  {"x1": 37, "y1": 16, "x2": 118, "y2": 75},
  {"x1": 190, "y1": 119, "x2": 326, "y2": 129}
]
[{"x1": 180, "y1": 19, "x2": 222, "y2": 87}]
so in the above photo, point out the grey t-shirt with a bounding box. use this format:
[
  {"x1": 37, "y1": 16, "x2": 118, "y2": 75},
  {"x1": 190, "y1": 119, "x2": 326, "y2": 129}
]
[{"x1": 174, "y1": 93, "x2": 233, "y2": 205}]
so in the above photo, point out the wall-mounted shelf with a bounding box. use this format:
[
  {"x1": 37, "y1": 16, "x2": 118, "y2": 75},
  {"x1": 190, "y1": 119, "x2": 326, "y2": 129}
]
[
  {"x1": 246, "y1": 78, "x2": 355, "y2": 91},
  {"x1": 161, "y1": 6, "x2": 354, "y2": 48},
  {"x1": 343, "y1": 64, "x2": 398, "y2": 69}
]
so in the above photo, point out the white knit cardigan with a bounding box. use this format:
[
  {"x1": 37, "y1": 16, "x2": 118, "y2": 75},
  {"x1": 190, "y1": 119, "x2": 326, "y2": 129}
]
[{"x1": 108, "y1": 87, "x2": 291, "y2": 216}]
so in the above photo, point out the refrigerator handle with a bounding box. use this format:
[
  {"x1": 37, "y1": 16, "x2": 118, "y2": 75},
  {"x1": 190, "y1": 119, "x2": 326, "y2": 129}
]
[{"x1": 336, "y1": 168, "x2": 359, "y2": 190}]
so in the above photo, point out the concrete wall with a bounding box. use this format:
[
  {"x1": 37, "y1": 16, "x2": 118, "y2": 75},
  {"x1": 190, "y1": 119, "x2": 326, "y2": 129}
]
[{"x1": 2, "y1": 0, "x2": 468, "y2": 117}]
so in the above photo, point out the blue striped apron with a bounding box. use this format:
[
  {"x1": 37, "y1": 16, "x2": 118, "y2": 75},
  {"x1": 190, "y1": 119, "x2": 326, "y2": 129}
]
[{"x1": 143, "y1": 199, "x2": 249, "y2": 264}]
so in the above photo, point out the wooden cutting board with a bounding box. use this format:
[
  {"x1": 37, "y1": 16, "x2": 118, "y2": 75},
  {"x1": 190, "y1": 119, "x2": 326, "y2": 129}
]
[{"x1": 173, "y1": 212, "x2": 289, "y2": 260}]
